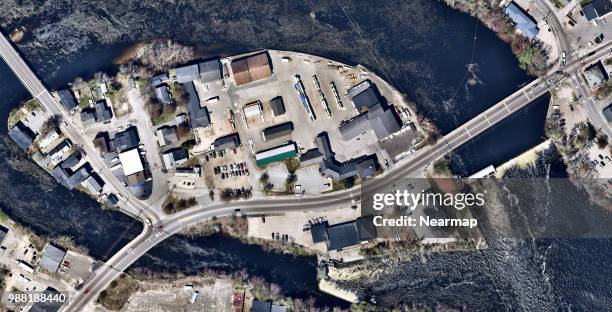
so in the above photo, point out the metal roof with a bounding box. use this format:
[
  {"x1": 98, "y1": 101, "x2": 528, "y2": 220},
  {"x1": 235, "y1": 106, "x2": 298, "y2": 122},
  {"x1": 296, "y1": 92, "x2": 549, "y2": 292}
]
[
  {"x1": 40, "y1": 244, "x2": 66, "y2": 273},
  {"x1": 262, "y1": 122, "x2": 294, "y2": 141},
  {"x1": 505, "y1": 1, "x2": 539, "y2": 40},
  {"x1": 198, "y1": 59, "x2": 223, "y2": 82},
  {"x1": 269, "y1": 96, "x2": 286, "y2": 116},
  {"x1": 603, "y1": 104, "x2": 612, "y2": 122},
  {"x1": 183, "y1": 82, "x2": 210, "y2": 128},
  {"x1": 310, "y1": 222, "x2": 328, "y2": 243},
  {"x1": 82, "y1": 174, "x2": 104, "y2": 194},
  {"x1": 339, "y1": 103, "x2": 401, "y2": 141},
  {"x1": 119, "y1": 148, "x2": 144, "y2": 176},
  {"x1": 150, "y1": 73, "x2": 168, "y2": 87},
  {"x1": 175, "y1": 64, "x2": 200, "y2": 83},
  {"x1": 214, "y1": 133, "x2": 241, "y2": 150},
  {"x1": 252, "y1": 301, "x2": 272, "y2": 312},
  {"x1": 155, "y1": 85, "x2": 172, "y2": 104},
  {"x1": 57, "y1": 89, "x2": 77, "y2": 111}
]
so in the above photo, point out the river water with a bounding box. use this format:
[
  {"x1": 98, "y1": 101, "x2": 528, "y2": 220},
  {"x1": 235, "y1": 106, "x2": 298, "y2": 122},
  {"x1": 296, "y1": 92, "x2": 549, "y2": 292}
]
[{"x1": 0, "y1": 0, "x2": 607, "y2": 310}]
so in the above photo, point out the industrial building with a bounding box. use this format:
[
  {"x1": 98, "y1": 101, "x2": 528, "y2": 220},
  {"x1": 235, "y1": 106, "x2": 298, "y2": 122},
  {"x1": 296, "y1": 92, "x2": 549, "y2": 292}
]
[
  {"x1": 8, "y1": 121, "x2": 36, "y2": 150},
  {"x1": 57, "y1": 89, "x2": 78, "y2": 111},
  {"x1": 119, "y1": 148, "x2": 144, "y2": 177},
  {"x1": 198, "y1": 59, "x2": 223, "y2": 82},
  {"x1": 504, "y1": 1, "x2": 539, "y2": 40},
  {"x1": 40, "y1": 243, "x2": 66, "y2": 273},
  {"x1": 262, "y1": 122, "x2": 294, "y2": 141},
  {"x1": 231, "y1": 52, "x2": 273, "y2": 86},
  {"x1": 583, "y1": 61, "x2": 609, "y2": 90},
  {"x1": 269, "y1": 96, "x2": 286, "y2": 116},
  {"x1": 582, "y1": 0, "x2": 612, "y2": 21},
  {"x1": 243, "y1": 101, "x2": 263, "y2": 119},
  {"x1": 255, "y1": 142, "x2": 297, "y2": 166},
  {"x1": 310, "y1": 217, "x2": 376, "y2": 251},
  {"x1": 251, "y1": 301, "x2": 286, "y2": 312},
  {"x1": 213, "y1": 133, "x2": 241, "y2": 150},
  {"x1": 174, "y1": 64, "x2": 200, "y2": 83}
]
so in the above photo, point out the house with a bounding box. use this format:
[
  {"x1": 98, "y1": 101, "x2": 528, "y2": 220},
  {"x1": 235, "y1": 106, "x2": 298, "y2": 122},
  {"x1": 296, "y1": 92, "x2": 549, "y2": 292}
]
[
  {"x1": 269, "y1": 96, "x2": 286, "y2": 116},
  {"x1": 107, "y1": 193, "x2": 119, "y2": 206},
  {"x1": 82, "y1": 173, "x2": 104, "y2": 194},
  {"x1": 198, "y1": 59, "x2": 223, "y2": 82},
  {"x1": 175, "y1": 64, "x2": 200, "y2": 83},
  {"x1": 162, "y1": 148, "x2": 189, "y2": 169},
  {"x1": 57, "y1": 89, "x2": 78, "y2": 111},
  {"x1": 582, "y1": 0, "x2": 612, "y2": 21},
  {"x1": 583, "y1": 61, "x2": 609, "y2": 90},
  {"x1": 94, "y1": 99, "x2": 113, "y2": 122},
  {"x1": 60, "y1": 151, "x2": 82, "y2": 170},
  {"x1": 230, "y1": 52, "x2": 273, "y2": 86},
  {"x1": 213, "y1": 133, "x2": 241, "y2": 150},
  {"x1": 109, "y1": 127, "x2": 140, "y2": 152},
  {"x1": 38, "y1": 130, "x2": 60, "y2": 150},
  {"x1": 150, "y1": 73, "x2": 169, "y2": 87},
  {"x1": 156, "y1": 126, "x2": 178, "y2": 147},
  {"x1": 48, "y1": 139, "x2": 72, "y2": 162},
  {"x1": 40, "y1": 244, "x2": 66, "y2": 273},
  {"x1": 8, "y1": 121, "x2": 36, "y2": 150},
  {"x1": 262, "y1": 122, "x2": 294, "y2": 141},
  {"x1": 504, "y1": 1, "x2": 539, "y2": 40},
  {"x1": 93, "y1": 132, "x2": 110, "y2": 154},
  {"x1": 80, "y1": 108, "x2": 96, "y2": 125},
  {"x1": 183, "y1": 82, "x2": 210, "y2": 128},
  {"x1": 155, "y1": 84, "x2": 172, "y2": 104},
  {"x1": 51, "y1": 163, "x2": 91, "y2": 190}
]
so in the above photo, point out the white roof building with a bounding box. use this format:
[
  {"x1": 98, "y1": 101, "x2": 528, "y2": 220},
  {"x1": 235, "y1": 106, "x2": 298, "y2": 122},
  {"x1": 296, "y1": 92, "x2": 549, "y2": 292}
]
[{"x1": 118, "y1": 148, "x2": 144, "y2": 176}]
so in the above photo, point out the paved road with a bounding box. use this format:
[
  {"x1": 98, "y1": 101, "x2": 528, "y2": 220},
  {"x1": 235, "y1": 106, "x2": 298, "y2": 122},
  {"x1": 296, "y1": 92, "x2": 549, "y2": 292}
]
[
  {"x1": 0, "y1": 29, "x2": 609, "y2": 311},
  {"x1": 0, "y1": 33, "x2": 162, "y2": 225}
]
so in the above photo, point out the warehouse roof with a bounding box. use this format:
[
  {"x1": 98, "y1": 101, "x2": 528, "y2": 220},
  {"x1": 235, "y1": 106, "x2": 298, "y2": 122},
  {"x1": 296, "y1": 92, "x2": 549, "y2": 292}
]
[
  {"x1": 199, "y1": 59, "x2": 223, "y2": 82},
  {"x1": 214, "y1": 133, "x2": 241, "y2": 150},
  {"x1": 183, "y1": 82, "x2": 210, "y2": 128},
  {"x1": 505, "y1": 1, "x2": 539, "y2": 40},
  {"x1": 40, "y1": 244, "x2": 66, "y2": 273},
  {"x1": 270, "y1": 96, "x2": 286, "y2": 116},
  {"x1": 175, "y1": 64, "x2": 200, "y2": 83},
  {"x1": 326, "y1": 217, "x2": 376, "y2": 251},
  {"x1": 262, "y1": 122, "x2": 294, "y2": 141},
  {"x1": 231, "y1": 52, "x2": 272, "y2": 86}
]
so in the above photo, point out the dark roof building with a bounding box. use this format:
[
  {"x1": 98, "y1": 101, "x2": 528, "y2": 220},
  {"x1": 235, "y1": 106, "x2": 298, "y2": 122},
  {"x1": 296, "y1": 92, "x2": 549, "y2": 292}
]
[
  {"x1": 162, "y1": 148, "x2": 189, "y2": 169},
  {"x1": 8, "y1": 121, "x2": 36, "y2": 150},
  {"x1": 60, "y1": 151, "x2": 82, "y2": 170},
  {"x1": 583, "y1": 61, "x2": 609, "y2": 89},
  {"x1": 57, "y1": 89, "x2": 78, "y2": 111},
  {"x1": 252, "y1": 301, "x2": 283, "y2": 312},
  {"x1": 199, "y1": 59, "x2": 223, "y2": 82},
  {"x1": 326, "y1": 217, "x2": 376, "y2": 251},
  {"x1": 82, "y1": 173, "x2": 104, "y2": 194},
  {"x1": 310, "y1": 222, "x2": 329, "y2": 243},
  {"x1": 603, "y1": 104, "x2": 612, "y2": 122},
  {"x1": 51, "y1": 163, "x2": 91, "y2": 190},
  {"x1": 107, "y1": 193, "x2": 119, "y2": 206},
  {"x1": 150, "y1": 73, "x2": 169, "y2": 87},
  {"x1": 80, "y1": 108, "x2": 96, "y2": 125},
  {"x1": 183, "y1": 82, "x2": 210, "y2": 128},
  {"x1": 94, "y1": 100, "x2": 113, "y2": 122},
  {"x1": 109, "y1": 127, "x2": 140, "y2": 152},
  {"x1": 0, "y1": 225, "x2": 8, "y2": 245},
  {"x1": 269, "y1": 96, "x2": 286, "y2": 116},
  {"x1": 582, "y1": 0, "x2": 612, "y2": 21},
  {"x1": 175, "y1": 64, "x2": 200, "y2": 83},
  {"x1": 307, "y1": 132, "x2": 378, "y2": 180},
  {"x1": 505, "y1": 1, "x2": 539, "y2": 40},
  {"x1": 156, "y1": 126, "x2": 178, "y2": 147},
  {"x1": 214, "y1": 133, "x2": 241, "y2": 150},
  {"x1": 29, "y1": 287, "x2": 64, "y2": 312},
  {"x1": 299, "y1": 148, "x2": 324, "y2": 167},
  {"x1": 348, "y1": 80, "x2": 381, "y2": 111},
  {"x1": 262, "y1": 122, "x2": 294, "y2": 141},
  {"x1": 339, "y1": 104, "x2": 401, "y2": 141},
  {"x1": 155, "y1": 84, "x2": 172, "y2": 104}
]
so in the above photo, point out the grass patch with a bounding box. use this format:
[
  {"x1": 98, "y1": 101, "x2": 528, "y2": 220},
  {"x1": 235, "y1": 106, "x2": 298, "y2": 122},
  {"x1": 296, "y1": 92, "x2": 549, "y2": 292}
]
[
  {"x1": 24, "y1": 99, "x2": 43, "y2": 112},
  {"x1": 151, "y1": 111, "x2": 175, "y2": 126},
  {"x1": 97, "y1": 274, "x2": 140, "y2": 311}
]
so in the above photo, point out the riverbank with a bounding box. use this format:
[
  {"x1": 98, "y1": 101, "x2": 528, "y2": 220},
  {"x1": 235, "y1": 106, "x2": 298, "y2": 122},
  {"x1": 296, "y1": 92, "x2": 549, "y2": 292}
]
[{"x1": 444, "y1": 0, "x2": 549, "y2": 76}]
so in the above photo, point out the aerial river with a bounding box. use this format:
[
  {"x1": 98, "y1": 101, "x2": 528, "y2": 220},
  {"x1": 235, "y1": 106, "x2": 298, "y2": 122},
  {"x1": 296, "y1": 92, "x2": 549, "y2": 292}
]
[{"x1": 0, "y1": 0, "x2": 607, "y2": 310}]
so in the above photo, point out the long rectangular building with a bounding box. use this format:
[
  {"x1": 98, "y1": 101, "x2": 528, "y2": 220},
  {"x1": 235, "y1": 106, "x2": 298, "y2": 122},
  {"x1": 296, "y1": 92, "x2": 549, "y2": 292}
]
[
  {"x1": 255, "y1": 142, "x2": 297, "y2": 166},
  {"x1": 262, "y1": 122, "x2": 294, "y2": 141}
]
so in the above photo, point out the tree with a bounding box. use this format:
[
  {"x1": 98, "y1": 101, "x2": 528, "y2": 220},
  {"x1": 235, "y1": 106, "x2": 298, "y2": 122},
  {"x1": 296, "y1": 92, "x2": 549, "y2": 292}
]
[{"x1": 596, "y1": 133, "x2": 609, "y2": 149}]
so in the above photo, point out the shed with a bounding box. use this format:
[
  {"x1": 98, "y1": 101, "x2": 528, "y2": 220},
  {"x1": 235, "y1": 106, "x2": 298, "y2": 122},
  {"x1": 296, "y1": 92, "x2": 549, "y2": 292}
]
[
  {"x1": 262, "y1": 122, "x2": 294, "y2": 141},
  {"x1": 269, "y1": 96, "x2": 286, "y2": 116}
]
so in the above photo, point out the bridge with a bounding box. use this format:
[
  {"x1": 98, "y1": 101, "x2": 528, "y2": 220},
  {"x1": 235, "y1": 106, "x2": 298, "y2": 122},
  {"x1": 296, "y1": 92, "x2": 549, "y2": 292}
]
[{"x1": 0, "y1": 30, "x2": 610, "y2": 311}]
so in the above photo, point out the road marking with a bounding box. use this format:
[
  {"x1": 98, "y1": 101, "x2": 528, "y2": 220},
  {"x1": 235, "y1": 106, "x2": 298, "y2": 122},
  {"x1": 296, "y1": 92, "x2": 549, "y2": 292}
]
[
  {"x1": 483, "y1": 114, "x2": 491, "y2": 125},
  {"x1": 464, "y1": 127, "x2": 471, "y2": 137},
  {"x1": 503, "y1": 101, "x2": 511, "y2": 113}
]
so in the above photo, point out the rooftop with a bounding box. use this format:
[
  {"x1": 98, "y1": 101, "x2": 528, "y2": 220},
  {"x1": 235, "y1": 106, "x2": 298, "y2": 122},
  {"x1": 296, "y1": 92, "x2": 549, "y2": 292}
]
[
  {"x1": 109, "y1": 127, "x2": 140, "y2": 152},
  {"x1": 183, "y1": 81, "x2": 210, "y2": 128},
  {"x1": 262, "y1": 122, "x2": 294, "y2": 141},
  {"x1": 175, "y1": 64, "x2": 200, "y2": 83},
  {"x1": 40, "y1": 244, "x2": 66, "y2": 273},
  {"x1": 198, "y1": 59, "x2": 223, "y2": 82},
  {"x1": 57, "y1": 89, "x2": 77, "y2": 111},
  {"x1": 8, "y1": 121, "x2": 36, "y2": 150},
  {"x1": 119, "y1": 148, "x2": 144, "y2": 176},
  {"x1": 231, "y1": 52, "x2": 273, "y2": 86},
  {"x1": 94, "y1": 99, "x2": 113, "y2": 122},
  {"x1": 214, "y1": 133, "x2": 241, "y2": 150},
  {"x1": 504, "y1": 1, "x2": 539, "y2": 40}
]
